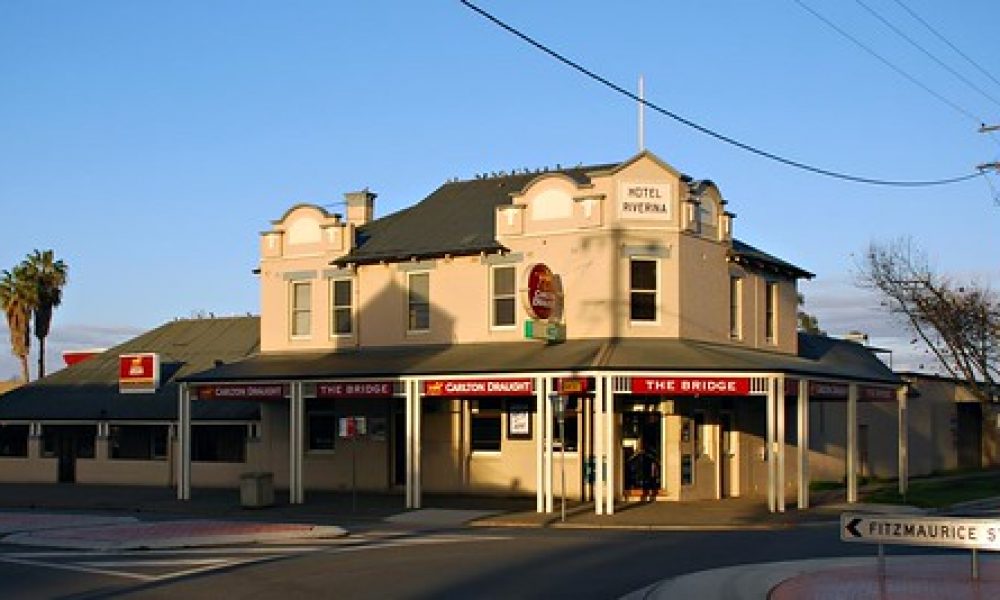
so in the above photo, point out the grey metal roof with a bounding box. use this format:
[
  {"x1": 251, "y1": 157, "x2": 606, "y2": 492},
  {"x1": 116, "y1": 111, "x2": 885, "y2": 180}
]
[
  {"x1": 334, "y1": 160, "x2": 811, "y2": 280},
  {"x1": 334, "y1": 164, "x2": 618, "y2": 265},
  {"x1": 182, "y1": 333, "x2": 899, "y2": 386},
  {"x1": 730, "y1": 239, "x2": 814, "y2": 280},
  {"x1": 0, "y1": 316, "x2": 262, "y2": 421}
]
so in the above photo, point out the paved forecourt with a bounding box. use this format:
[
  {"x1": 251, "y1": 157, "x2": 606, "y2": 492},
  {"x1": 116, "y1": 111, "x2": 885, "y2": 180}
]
[{"x1": 0, "y1": 512, "x2": 346, "y2": 550}]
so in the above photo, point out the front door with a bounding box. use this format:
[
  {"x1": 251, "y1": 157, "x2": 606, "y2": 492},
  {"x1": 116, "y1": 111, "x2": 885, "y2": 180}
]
[
  {"x1": 622, "y1": 412, "x2": 662, "y2": 498},
  {"x1": 719, "y1": 411, "x2": 736, "y2": 498}
]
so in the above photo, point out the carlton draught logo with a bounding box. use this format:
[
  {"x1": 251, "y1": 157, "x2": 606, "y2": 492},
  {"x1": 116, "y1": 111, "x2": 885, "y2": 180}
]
[
  {"x1": 522, "y1": 263, "x2": 561, "y2": 321},
  {"x1": 425, "y1": 381, "x2": 445, "y2": 396},
  {"x1": 118, "y1": 352, "x2": 160, "y2": 394}
]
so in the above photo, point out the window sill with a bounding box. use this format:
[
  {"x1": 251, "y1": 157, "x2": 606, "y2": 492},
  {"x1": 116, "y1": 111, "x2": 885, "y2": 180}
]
[{"x1": 470, "y1": 450, "x2": 502, "y2": 456}]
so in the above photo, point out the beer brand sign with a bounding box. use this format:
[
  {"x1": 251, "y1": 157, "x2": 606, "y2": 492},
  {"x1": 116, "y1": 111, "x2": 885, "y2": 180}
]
[
  {"x1": 522, "y1": 263, "x2": 561, "y2": 321},
  {"x1": 618, "y1": 182, "x2": 675, "y2": 220},
  {"x1": 423, "y1": 379, "x2": 535, "y2": 397},
  {"x1": 631, "y1": 377, "x2": 751, "y2": 396},
  {"x1": 196, "y1": 384, "x2": 287, "y2": 401},
  {"x1": 119, "y1": 353, "x2": 160, "y2": 394}
]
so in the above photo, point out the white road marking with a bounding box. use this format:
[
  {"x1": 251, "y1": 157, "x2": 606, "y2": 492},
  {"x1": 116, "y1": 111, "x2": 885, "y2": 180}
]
[
  {"x1": 0, "y1": 532, "x2": 513, "y2": 582},
  {"x1": 0, "y1": 555, "x2": 157, "y2": 582}
]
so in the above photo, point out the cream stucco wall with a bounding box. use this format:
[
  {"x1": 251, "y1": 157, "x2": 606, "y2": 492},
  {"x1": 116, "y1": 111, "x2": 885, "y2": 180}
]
[{"x1": 258, "y1": 153, "x2": 802, "y2": 355}]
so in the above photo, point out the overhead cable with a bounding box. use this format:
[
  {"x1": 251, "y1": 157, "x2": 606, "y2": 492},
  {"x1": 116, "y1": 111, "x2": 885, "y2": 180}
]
[
  {"x1": 458, "y1": 0, "x2": 981, "y2": 187},
  {"x1": 855, "y1": 0, "x2": 1000, "y2": 111},
  {"x1": 793, "y1": 0, "x2": 983, "y2": 125}
]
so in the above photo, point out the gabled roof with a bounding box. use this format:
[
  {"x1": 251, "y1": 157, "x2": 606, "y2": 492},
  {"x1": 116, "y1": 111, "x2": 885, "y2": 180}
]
[
  {"x1": 0, "y1": 316, "x2": 262, "y2": 421},
  {"x1": 334, "y1": 163, "x2": 616, "y2": 265},
  {"x1": 182, "y1": 333, "x2": 898, "y2": 386},
  {"x1": 333, "y1": 155, "x2": 811, "y2": 280}
]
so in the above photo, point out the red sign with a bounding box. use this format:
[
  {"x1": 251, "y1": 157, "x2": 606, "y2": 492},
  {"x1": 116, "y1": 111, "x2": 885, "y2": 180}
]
[
  {"x1": 317, "y1": 382, "x2": 396, "y2": 398},
  {"x1": 196, "y1": 384, "x2": 287, "y2": 401},
  {"x1": 558, "y1": 378, "x2": 589, "y2": 394},
  {"x1": 631, "y1": 377, "x2": 751, "y2": 396},
  {"x1": 119, "y1": 353, "x2": 160, "y2": 394},
  {"x1": 522, "y1": 263, "x2": 559, "y2": 320},
  {"x1": 423, "y1": 379, "x2": 535, "y2": 397}
]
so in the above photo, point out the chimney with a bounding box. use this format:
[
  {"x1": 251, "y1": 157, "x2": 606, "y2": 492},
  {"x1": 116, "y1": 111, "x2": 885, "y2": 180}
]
[{"x1": 345, "y1": 189, "x2": 376, "y2": 227}]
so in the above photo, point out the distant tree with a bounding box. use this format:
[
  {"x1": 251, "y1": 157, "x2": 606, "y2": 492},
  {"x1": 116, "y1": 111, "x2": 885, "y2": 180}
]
[
  {"x1": 859, "y1": 238, "x2": 998, "y2": 403},
  {"x1": 24, "y1": 249, "x2": 68, "y2": 379},
  {"x1": 0, "y1": 265, "x2": 37, "y2": 383},
  {"x1": 797, "y1": 292, "x2": 825, "y2": 335}
]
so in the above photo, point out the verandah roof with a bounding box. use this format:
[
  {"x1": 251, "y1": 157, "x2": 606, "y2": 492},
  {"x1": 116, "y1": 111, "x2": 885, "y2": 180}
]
[{"x1": 181, "y1": 333, "x2": 899, "y2": 387}]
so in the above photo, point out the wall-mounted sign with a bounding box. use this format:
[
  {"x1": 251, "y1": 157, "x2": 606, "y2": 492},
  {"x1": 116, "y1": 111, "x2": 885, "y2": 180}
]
[
  {"x1": 196, "y1": 384, "x2": 287, "y2": 401},
  {"x1": 423, "y1": 378, "x2": 535, "y2": 397},
  {"x1": 617, "y1": 182, "x2": 675, "y2": 221},
  {"x1": 507, "y1": 400, "x2": 533, "y2": 439},
  {"x1": 339, "y1": 416, "x2": 367, "y2": 439},
  {"x1": 119, "y1": 353, "x2": 160, "y2": 394},
  {"x1": 558, "y1": 378, "x2": 589, "y2": 394},
  {"x1": 631, "y1": 377, "x2": 751, "y2": 396},
  {"x1": 785, "y1": 381, "x2": 896, "y2": 402},
  {"x1": 317, "y1": 381, "x2": 396, "y2": 398},
  {"x1": 521, "y1": 263, "x2": 561, "y2": 321}
]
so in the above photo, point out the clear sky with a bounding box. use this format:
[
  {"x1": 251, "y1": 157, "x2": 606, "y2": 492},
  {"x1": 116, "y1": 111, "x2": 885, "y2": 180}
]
[{"x1": 1, "y1": 1, "x2": 998, "y2": 379}]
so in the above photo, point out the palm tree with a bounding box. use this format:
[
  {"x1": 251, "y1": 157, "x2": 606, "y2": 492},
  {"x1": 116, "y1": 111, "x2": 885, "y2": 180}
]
[
  {"x1": 0, "y1": 265, "x2": 37, "y2": 382},
  {"x1": 24, "y1": 250, "x2": 68, "y2": 379}
]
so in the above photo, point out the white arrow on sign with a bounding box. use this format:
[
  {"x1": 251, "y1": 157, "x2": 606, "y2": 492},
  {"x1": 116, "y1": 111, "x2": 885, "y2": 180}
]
[{"x1": 841, "y1": 513, "x2": 1000, "y2": 551}]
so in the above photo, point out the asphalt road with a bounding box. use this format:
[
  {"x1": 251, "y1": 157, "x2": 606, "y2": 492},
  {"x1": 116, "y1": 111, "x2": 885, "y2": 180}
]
[{"x1": 0, "y1": 524, "x2": 958, "y2": 599}]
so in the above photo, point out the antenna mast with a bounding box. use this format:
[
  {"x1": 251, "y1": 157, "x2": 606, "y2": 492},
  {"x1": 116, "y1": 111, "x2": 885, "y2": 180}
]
[{"x1": 638, "y1": 75, "x2": 645, "y2": 152}]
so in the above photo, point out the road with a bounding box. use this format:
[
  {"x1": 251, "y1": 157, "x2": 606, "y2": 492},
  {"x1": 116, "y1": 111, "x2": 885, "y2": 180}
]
[{"x1": 0, "y1": 523, "x2": 955, "y2": 599}]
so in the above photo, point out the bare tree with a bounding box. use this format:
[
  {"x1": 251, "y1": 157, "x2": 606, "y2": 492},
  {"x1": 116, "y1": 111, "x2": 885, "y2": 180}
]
[{"x1": 859, "y1": 238, "x2": 998, "y2": 403}]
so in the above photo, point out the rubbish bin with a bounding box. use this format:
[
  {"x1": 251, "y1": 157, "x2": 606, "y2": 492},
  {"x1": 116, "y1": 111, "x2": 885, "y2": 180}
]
[{"x1": 240, "y1": 472, "x2": 274, "y2": 508}]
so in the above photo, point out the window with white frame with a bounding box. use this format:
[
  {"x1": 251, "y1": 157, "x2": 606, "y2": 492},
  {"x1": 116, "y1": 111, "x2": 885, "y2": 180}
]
[
  {"x1": 306, "y1": 400, "x2": 336, "y2": 451},
  {"x1": 729, "y1": 276, "x2": 742, "y2": 339},
  {"x1": 630, "y1": 258, "x2": 657, "y2": 322},
  {"x1": 330, "y1": 278, "x2": 353, "y2": 336},
  {"x1": 491, "y1": 265, "x2": 516, "y2": 328},
  {"x1": 290, "y1": 281, "x2": 312, "y2": 338},
  {"x1": 765, "y1": 281, "x2": 778, "y2": 344},
  {"x1": 407, "y1": 272, "x2": 430, "y2": 332}
]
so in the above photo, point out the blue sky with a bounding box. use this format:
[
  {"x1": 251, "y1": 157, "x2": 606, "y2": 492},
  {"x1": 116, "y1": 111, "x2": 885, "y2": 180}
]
[{"x1": 1, "y1": 1, "x2": 998, "y2": 379}]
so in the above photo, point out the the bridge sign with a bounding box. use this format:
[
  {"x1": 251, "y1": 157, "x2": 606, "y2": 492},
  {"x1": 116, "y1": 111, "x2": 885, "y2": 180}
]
[{"x1": 841, "y1": 513, "x2": 1000, "y2": 551}]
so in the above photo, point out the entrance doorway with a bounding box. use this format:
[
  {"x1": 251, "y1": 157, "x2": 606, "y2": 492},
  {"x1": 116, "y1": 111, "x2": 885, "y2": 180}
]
[
  {"x1": 42, "y1": 425, "x2": 96, "y2": 484},
  {"x1": 622, "y1": 412, "x2": 661, "y2": 498},
  {"x1": 719, "y1": 411, "x2": 737, "y2": 498},
  {"x1": 393, "y1": 411, "x2": 406, "y2": 486}
]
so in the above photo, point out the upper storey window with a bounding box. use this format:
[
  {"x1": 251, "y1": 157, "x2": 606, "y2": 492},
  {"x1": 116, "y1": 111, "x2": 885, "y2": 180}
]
[
  {"x1": 630, "y1": 259, "x2": 658, "y2": 322},
  {"x1": 330, "y1": 278, "x2": 353, "y2": 336},
  {"x1": 290, "y1": 281, "x2": 312, "y2": 338},
  {"x1": 491, "y1": 266, "x2": 516, "y2": 328},
  {"x1": 729, "y1": 276, "x2": 742, "y2": 340},
  {"x1": 408, "y1": 272, "x2": 430, "y2": 332},
  {"x1": 765, "y1": 281, "x2": 778, "y2": 344}
]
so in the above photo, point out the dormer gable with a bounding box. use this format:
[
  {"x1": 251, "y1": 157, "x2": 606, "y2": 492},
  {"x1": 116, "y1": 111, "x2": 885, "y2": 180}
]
[{"x1": 260, "y1": 203, "x2": 353, "y2": 261}]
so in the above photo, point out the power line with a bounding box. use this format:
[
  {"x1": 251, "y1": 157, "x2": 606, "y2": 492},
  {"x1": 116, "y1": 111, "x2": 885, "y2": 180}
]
[
  {"x1": 458, "y1": 0, "x2": 981, "y2": 188},
  {"x1": 891, "y1": 0, "x2": 1000, "y2": 93},
  {"x1": 793, "y1": 0, "x2": 983, "y2": 125},
  {"x1": 855, "y1": 0, "x2": 1000, "y2": 111}
]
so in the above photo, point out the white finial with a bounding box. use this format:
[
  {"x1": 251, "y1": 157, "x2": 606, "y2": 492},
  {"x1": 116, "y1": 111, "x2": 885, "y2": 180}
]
[{"x1": 638, "y1": 75, "x2": 645, "y2": 152}]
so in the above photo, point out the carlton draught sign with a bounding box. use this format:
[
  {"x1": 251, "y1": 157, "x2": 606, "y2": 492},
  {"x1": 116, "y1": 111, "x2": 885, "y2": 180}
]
[{"x1": 119, "y1": 353, "x2": 160, "y2": 394}]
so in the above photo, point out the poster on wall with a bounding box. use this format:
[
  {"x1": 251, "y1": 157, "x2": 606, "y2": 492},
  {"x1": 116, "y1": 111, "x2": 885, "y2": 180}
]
[{"x1": 507, "y1": 401, "x2": 532, "y2": 439}]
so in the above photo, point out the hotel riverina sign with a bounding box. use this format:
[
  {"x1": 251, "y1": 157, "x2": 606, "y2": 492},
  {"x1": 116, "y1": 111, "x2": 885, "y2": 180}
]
[{"x1": 617, "y1": 182, "x2": 675, "y2": 220}]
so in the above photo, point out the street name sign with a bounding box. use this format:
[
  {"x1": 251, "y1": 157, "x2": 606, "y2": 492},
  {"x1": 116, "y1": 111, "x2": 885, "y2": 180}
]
[{"x1": 841, "y1": 513, "x2": 1000, "y2": 551}]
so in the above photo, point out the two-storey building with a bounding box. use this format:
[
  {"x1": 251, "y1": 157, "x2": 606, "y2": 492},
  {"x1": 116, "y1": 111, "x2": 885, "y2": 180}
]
[{"x1": 182, "y1": 151, "x2": 904, "y2": 515}]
